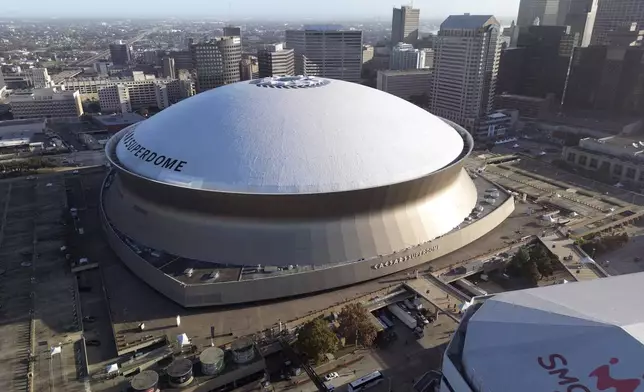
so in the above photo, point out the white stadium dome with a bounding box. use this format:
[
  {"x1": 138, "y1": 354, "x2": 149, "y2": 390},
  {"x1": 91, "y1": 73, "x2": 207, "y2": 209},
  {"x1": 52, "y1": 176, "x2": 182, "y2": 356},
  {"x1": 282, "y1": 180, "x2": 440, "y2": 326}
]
[{"x1": 115, "y1": 76, "x2": 464, "y2": 194}]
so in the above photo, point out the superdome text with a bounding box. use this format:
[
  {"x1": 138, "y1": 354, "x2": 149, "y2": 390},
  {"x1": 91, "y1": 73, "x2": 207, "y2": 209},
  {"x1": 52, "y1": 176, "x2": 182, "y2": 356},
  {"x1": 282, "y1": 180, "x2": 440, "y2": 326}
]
[{"x1": 122, "y1": 132, "x2": 187, "y2": 172}]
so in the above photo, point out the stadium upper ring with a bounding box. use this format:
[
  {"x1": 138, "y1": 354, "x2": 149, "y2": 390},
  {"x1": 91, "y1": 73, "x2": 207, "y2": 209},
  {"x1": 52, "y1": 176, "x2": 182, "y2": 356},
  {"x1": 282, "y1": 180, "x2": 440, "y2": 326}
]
[{"x1": 114, "y1": 76, "x2": 465, "y2": 195}]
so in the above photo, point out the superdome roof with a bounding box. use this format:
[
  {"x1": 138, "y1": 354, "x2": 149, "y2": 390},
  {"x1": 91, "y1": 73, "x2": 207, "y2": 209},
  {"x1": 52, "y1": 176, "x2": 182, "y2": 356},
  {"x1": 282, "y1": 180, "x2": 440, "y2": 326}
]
[
  {"x1": 461, "y1": 272, "x2": 644, "y2": 392},
  {"x1": 114, "y1": 76, "x2": 465, "y2": 194}
]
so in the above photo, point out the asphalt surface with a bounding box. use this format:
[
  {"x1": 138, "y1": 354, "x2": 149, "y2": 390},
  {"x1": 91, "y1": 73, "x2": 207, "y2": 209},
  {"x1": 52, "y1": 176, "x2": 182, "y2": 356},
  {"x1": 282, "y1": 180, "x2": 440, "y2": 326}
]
[{"x1": 0, "y1": 174, "x2": 86, "y2": 392}]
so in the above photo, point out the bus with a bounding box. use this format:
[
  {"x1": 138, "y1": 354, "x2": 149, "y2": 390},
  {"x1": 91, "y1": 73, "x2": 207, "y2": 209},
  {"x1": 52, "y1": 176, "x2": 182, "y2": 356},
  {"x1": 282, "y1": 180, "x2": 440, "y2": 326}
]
[
  {"x1": 379, "y1": 315, "x2": 394, "y2": 329},
  {"x1": 368, "y1": 314, "x2": 386, "y2": 333},
  {"x1": 348, "y1": 370, "x2": 384, "y2": 392}
]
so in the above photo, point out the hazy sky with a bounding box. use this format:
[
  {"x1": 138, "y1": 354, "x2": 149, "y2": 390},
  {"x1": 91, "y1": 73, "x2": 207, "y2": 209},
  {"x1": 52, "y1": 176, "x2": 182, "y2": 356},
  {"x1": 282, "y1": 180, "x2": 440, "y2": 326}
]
[{"x1": 3, "y1": 0, "x2": 521, "y2": 20}]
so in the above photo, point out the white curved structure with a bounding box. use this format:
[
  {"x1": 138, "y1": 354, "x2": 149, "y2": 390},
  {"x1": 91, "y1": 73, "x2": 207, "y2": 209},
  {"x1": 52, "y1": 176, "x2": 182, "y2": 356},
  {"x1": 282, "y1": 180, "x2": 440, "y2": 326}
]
[
  {"x1": 440, "y1": 272, "x2": 644, "y2": 392},
  {"x1": 101, "y1": 76, "x2": 514, "y2": 306},
  {"x1": 115, "y1": 76, "x2": 463, "y2": 194}
]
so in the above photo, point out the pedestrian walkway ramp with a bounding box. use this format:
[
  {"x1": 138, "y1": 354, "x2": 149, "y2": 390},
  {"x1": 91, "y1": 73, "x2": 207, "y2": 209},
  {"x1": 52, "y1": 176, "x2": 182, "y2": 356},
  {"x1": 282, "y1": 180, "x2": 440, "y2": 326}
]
[{"x1": 404, "y1": 277, "x2": 466, "y2": 323}]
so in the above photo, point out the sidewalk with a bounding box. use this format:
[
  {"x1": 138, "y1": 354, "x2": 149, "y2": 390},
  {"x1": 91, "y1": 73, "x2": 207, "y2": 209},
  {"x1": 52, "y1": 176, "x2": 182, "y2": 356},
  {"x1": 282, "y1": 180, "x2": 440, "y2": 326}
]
[
  {"x1": 539, "y1": 234, "x2": 601, "y2": 282},
  {"x1": 276, "y1": 351, "x2": 366, "y2": 390},
  {"x1": 405, "y1": 278, "x2": 464, "y2": 322}
]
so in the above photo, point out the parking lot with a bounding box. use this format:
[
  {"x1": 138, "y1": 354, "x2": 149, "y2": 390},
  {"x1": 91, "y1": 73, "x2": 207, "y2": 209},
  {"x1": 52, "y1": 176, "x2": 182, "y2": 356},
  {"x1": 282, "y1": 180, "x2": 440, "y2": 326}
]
[
  {"x1": 63, "y1": 168, "x2": 118, "y2": 369},
  {"x1": 595, "y1": 225, "x2": 644, "y2": 276},
  {"x1": 0, "y1": 174, "x2": 85, "y2": 392}
]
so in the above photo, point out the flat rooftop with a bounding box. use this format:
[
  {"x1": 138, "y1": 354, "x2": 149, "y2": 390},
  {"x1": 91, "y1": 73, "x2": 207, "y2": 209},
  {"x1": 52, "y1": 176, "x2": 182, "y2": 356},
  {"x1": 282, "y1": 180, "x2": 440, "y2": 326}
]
[
  {"x1": 497, "y1": 94, "x2": 547, "y2": 103},
  {"x1": 378, "y1": 69, "x2": 432, "y2": 76},
  {"x1": 91, "y1": 113, "x2": 146, "y2": 127},
  {"x1": 51, "y1": 69, "x2": 83, "y2": 84},
  {"x1": 0, "y1": 118, "x2": 46, "y2": 134},
  {"x1": 590, "y1": 136, "x2": 644, "y2": 149},
  {"x1": 537, "y1": 112, "x2": 642, "y2": 132}
]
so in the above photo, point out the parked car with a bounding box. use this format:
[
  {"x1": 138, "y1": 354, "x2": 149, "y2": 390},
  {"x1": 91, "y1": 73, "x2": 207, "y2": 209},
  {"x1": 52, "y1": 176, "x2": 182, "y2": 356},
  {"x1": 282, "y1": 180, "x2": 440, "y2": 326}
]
[{"x1": 324, "y1": 372, "x2": 339, "y2": 381}]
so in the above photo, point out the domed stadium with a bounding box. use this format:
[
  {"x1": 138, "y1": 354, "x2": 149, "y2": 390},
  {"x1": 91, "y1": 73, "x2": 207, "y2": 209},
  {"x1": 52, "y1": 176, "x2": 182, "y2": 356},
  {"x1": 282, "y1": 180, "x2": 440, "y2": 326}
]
[{"x1": 101, "y1": 76, "x2": 514, "y2": 307}]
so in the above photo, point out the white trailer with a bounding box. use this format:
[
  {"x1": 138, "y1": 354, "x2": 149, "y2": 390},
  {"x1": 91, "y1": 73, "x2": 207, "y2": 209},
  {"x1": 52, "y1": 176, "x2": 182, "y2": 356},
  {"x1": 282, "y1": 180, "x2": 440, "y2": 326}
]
[{"x1": 387, "y1": 304, "x2": 417, "y2": 330}]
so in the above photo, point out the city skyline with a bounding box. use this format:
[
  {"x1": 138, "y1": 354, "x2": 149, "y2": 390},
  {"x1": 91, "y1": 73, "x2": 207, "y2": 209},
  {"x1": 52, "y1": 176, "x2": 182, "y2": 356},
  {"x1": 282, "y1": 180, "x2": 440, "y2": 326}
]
[{"x1": 2, "y1": 0, "x2": 521, "y2": 20}]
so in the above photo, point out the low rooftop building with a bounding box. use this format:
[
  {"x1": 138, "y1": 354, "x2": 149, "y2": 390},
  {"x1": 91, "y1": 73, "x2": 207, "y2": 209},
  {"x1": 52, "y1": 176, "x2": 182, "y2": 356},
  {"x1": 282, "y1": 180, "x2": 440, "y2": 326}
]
[
  {"x1": 562, "y1": 136, "x2": 644, "y2": 189},
  {"x1": 90, "y1": 112, "x2": 146, "y2": 133},
  {"x1": 9, "y1": 87, "x2": 83, "y2": 119}
]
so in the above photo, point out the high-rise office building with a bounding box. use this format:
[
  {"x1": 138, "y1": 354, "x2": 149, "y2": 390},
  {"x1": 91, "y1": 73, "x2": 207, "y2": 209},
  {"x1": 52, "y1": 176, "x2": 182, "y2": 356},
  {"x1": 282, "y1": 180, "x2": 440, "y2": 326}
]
[
  {"x1": 223, "y1": 26, "x2": 242, "y2": 38},
  {"x1": 191, "y1": 37, "x2": 242, "y2": 93},
  {"x1": 163, "y1": 57, "x2": 176, "y2": 79},
  {"x1": 392, "y1": 5, "x2": 421, "y2": 45},
  {"x1": 563, "y1": 46, "x2": 644, "y2": 116},
  {"x1": 376, "y1": 69, "x2": 432, "y2": 100},
  {"x1": 257, "y1": 43, "x2": 295, "y2": 77},
  {"x1": 239, "y1": 59, "x2": 253, "y2": 81},
  {"x1": 429, "y1": 14, "x2": 501, "y2": 138},
  {"x1": 591, "y1": 0, "x2": 644, "y2": 45},
  {"x1": 497, "y1": 25, "x2": 576, "y2": 104},
  {"x1": 285, "y1": 26, "x2": 363, "y2": 82},
  {"x1": 170, "y1": 51, "x2": 194, "y2": 74},
  {"x1": 516, "y1": 0, "x2": 597, "y2": 46},
  {"x1": 94, "y1": 61, "x2": 112, "y2": 77},
  {"x1": 363, "y1": 45, "x2": 375, "y2": 64},
  {"x1": 99, "y1": 84, "x2": 131, "y2": 113},
  {"x1": 109, "y1": 41, "x2": 132, "y2": 66},
  {"x1": 501, "y1": 20, "x2": 520, "y2": 48},
  {"x1": 605, "y1": 23, "x2": 644, "y2": 46},
  {"x1": 143, "y1": 50, "x2": 161, "y2": 65},
  {"x1": 0, "y1": 69, "x2": 5, "y2": 95},
  {"x1": 390, "y1": 42, "x2": 426, "y2": 70}
]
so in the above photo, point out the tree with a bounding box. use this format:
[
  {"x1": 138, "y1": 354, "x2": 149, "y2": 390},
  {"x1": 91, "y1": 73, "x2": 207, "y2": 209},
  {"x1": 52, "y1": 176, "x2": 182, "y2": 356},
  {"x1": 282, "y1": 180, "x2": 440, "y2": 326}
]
[
  {"x1": 295, "y1": 318, "x2": 339, "y2": 363},
  {"x1": 523, "y1": 260, "x2": 541, "y2": 286},
  {"x1": 337, "y1": 303, "x2": 378, "y2": 347},
  {"x1": 529, "y1": 244, "x2": 555, "y2": 278},
  {"x1": 506, "y1": 247, "x2": 530, "y2": 278},
  {"x1": 506, "y1": 246, "x2": 542, "y2": 285}
]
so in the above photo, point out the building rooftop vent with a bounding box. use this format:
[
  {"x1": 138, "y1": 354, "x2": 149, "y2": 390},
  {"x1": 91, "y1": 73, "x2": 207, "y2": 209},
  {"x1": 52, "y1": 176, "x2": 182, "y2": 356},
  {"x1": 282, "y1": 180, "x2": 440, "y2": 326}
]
[{"x1": 254, "y1": 75, "x2": 330, "y2": 89}]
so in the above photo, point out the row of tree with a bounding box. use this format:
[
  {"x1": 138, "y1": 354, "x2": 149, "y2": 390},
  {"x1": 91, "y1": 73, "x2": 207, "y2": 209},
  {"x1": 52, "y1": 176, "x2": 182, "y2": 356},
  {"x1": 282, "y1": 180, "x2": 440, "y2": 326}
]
[
  {"x1": 577, "y1": 233, "x2": 629, "y2": 256},
  {"x1": 295, "y1": 303, "x2": 378, "y2": 363},
  {"x1": 0, "y1": 158, "x2": 57, "y2": 178},
  {"x1": 506, "y1": 244, "x2": 560, "y2": 286}
]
